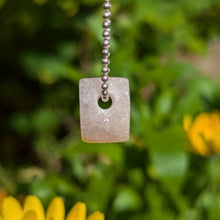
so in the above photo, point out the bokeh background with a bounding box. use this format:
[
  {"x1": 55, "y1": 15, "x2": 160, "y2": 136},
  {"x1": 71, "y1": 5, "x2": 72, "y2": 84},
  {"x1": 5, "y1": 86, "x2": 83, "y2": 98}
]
[{"x1": 1, "y1": 0, "x2": 220, "y2": 219}]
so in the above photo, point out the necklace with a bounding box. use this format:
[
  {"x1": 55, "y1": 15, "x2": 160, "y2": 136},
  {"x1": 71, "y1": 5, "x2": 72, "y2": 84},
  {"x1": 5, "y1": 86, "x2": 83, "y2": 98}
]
[{"x1": 79, "y1": 0, "x2": 130, "y2": 143}]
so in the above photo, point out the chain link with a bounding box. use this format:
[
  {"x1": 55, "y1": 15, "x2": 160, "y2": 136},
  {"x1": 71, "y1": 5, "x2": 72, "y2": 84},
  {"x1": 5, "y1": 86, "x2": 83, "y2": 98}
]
[{"x1": 101, "y1": 0, "x2": 111, "y2": 102}]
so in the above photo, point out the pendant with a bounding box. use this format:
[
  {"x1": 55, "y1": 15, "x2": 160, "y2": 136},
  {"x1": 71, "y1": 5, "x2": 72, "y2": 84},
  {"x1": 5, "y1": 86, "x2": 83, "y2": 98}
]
[{"x1": 79, "y1": 77, "x2": 130, "y2": 143}]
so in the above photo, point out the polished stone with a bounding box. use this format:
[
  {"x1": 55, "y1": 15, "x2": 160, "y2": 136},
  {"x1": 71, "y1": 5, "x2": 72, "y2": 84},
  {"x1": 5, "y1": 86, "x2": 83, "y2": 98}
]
[{"x1": 79, "y1": 77, "x2": 130, "y2": 143}]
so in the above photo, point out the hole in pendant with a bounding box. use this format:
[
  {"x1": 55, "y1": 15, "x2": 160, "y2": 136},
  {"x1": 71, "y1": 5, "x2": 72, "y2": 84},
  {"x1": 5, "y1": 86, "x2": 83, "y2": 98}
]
[{"x1": 98, "y1": 96, "x2": 112, "y2": 109}]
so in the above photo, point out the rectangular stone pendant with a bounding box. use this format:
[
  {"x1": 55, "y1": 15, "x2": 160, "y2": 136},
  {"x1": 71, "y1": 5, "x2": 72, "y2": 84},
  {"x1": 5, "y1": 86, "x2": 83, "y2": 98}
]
[{"x1": 79, "y1": 77, "x2": 130, "y2": 143}]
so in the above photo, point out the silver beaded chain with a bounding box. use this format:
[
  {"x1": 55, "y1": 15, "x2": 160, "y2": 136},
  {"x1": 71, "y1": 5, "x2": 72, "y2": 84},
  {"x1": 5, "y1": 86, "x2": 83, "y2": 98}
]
[{"x1": 101, "y1": 0, "x2": 111, "y2": 102}]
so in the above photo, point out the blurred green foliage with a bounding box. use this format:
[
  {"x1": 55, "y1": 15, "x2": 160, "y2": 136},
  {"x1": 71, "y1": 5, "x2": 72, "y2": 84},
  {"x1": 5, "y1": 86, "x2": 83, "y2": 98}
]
[{"x1": 1, "y1": 0, "x2": 220, "y2": 219}]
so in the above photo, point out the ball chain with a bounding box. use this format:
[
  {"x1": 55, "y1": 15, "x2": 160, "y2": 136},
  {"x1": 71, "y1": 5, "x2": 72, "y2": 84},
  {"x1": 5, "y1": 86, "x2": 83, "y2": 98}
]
[{"x1": 101, "y1": 0, "x2": 111, "y2": 102}]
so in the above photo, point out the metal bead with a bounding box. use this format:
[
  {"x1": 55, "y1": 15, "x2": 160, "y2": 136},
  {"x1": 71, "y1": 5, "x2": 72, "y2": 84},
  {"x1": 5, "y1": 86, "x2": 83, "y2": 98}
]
[
  {"x1": 102, "y1": 30, "x2": 110, "y2": 38},
  {"x1": 103, "y1": 39, "x2": 110, "y2": 47},
  {"x1": 102, "y1": 83, "x2": 108, "y2": 90},
  {"x1": 101, "y1": 94, "x2": 109, "y2": 102},
  {"x1": 103, "y1": 2, "x2": 111, "y2": 9},
  {"x1": 102, "y1": 75, "x2": 109, "y2": 82},
  {"x1": 101, "y1": 1, "x2": 111, "y2": 97},
  {"x1": 102, "y1": 90, "x2": 108, "y2": 96},
  {"x1": 102, "y1": 48, "x2": 110, "y2": 56},
  {"x1": 103, "y1": 10, "x2": 111, "y2": 19},
  {"x1": 102, "y1": 19, "x2": 111, "y2": 28},
  {"x1": 102, "y1": 66, "x2": 110, "y2": 74},
  {"x1": 105, "y1": 36, "x2": 110, "y2": 40},
  {"x1": 102, "y1": 57, "x2": 110, "y2": 65}
]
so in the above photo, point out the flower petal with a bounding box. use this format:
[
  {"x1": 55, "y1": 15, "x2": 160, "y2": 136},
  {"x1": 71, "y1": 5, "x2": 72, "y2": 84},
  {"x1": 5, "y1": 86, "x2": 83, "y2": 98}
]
[
  {"x1": 2, "y1": 196, "x2": 23, "y2": 220},
  {"x1": 210, "y1": 112, "x2": 220, "y2": 153},
  {"x1": 189, "y1": 113, "x2": 214, "y2": 156},
  {"x1": 66, "y1": 202, "x2": 86, "y2": 220},
  {"x1": 46, "y1": 197, "x2": 65, "y2": 220},
  {"x1": 183, "y1": 115, "x2": 192, "y2": 132},
  {"x1": 24, "y1": 195, "x2": 45, "y2": 220},
  {"x1": 87, "y1": 211, "x2": 104, "y2": 220},
  {"x1": 22, "y1": 211, "x2": 38, "y2": 220}
]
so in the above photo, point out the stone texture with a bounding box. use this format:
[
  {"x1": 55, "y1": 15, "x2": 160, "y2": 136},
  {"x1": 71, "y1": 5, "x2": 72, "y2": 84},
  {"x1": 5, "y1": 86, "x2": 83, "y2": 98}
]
[{"x1": 79, "y1": 77, "x2": 130, "y2": 143}]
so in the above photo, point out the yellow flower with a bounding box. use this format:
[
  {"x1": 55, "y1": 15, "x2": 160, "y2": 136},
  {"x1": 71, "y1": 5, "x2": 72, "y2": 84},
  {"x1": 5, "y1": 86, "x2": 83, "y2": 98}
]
[
  {"x1": 183, "y1": 111, "x2": 220, "y2": 156},
  {"x1": 0, "y1": 196, "x2": 104, "y2": 220}
]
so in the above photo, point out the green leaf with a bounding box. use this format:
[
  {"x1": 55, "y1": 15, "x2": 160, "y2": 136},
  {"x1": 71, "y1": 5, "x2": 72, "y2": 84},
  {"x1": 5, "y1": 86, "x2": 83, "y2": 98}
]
[
  {"x1": 150, "y1": 151, "x2": 189, "y2": 178},
  {"x1": 146, "y1": 125, "x2": 187, "y2": 152},
  {"x1": 21, "y1": 53, "x2": 82, "y2": 83},
  {"x1": 32, "y1": 109, "x2": 60, "y2": 133},
  {"x1": 113, "y1": 186, "x2": 142, "y2": 212},
  {"x1": 0, "y1": 0, "x2": 6, "y2": 9},
  {"x1": 63, "y1": 141, "x2": 124, "y2": 166}
]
